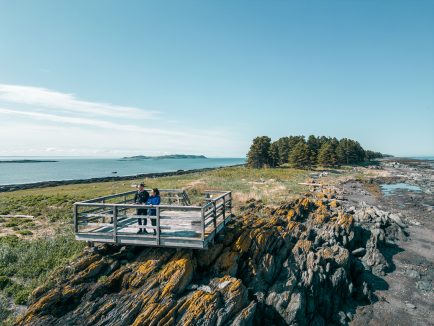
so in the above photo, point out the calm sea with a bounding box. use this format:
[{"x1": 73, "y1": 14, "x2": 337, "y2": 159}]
[
  {"x1": 410, "y1": 156, "x2": 434, "y2": 160},
  {"x1": 0, "y1": 157, "x2": 246, "y2": 185}
]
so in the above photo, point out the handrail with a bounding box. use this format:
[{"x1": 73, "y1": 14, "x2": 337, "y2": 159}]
[
  {"x1": 74, "y1": 190, "x2": 232, "y2": 249},
  {"x1": 81, "y1": 190, "x2": 136, "y2": 203},
  {"x1": 75, "y1": 202, "x2": 203, "y2": 210},
  {"x1": 80, "y1": 189, "x2": 191, "y2": 203}
]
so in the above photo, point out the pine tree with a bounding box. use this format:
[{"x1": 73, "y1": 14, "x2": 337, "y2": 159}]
[
  {"x1": 336, "y1": 138, "x2": 365, "y2": 164},
  {"x1": 269, "y1": 142, "x2": 280, "y2": 167},
  {"x1": 289, "y1": 141, "x2": 312, "y2": 168},
  {"x1": 307, "y1": 135, "x2": 320, "y2": 165},
  {"x1": 246, "y1": 136, "x2": 272, "y2": 168},
  {"x1": 317, "y1": 142, "x2": 338, "y2": 167},
  {"x1": 275, "y1": 137, "x2": 291, "y2": 165}
]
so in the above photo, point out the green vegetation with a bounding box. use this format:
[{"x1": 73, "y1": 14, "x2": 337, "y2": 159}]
[
  {"x1": 0, "y1": 232, "x2": 85, "y2": 306},
  {"x1": 289, "y1": 142, "x2": 312, "y2": 168},
  {"x1": 317, "y1": 142, "x2": 338, "y2": 167},
  {"x1": 246, "y1": 136, "x2": 272, "y2": 168},
  {"x1": 246, "y1": 134, "x2": 385, "y2": 169}
]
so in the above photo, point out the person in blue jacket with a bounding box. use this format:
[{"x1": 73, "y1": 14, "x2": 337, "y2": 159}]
[{"x1": 147, "y1": 188, "x2": 161, "y2": 235}]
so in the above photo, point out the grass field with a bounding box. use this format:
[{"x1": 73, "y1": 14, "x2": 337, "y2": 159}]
[{"x1": 0, "y1": 165, "x2": 356, "y2": 322}]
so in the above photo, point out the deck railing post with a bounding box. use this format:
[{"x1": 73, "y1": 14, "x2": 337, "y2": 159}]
[
  {"x1": 201, "y1": 207, "x2": 205, "y2": 242},
  {"x1": 222, "y1": 197, "x2": 226, "y2": 226},
  {"x1": 73, "y1": 204, "x2": 78, "y2": 233},
  {"x1": 212, "y1": 201, "x2": 217, "y2": 234},
  {"x1": 113, "y1": 205, "x2": 118, "y2": 243},
  {"x1": 156, "y1": 207, "x2": 161, "y2": 246}
]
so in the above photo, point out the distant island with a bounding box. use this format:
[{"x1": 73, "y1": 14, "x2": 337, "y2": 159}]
[
  {"x1": 120, "y1": 154, "x2": 207, "y2": 160},
  {"x1": 0, "y1": 160, "x2": 58, "y2": 164}
]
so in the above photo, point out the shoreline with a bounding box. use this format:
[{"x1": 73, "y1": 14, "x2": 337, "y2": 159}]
[{"x1": 0, "y1": 164, "x2": 245, "y2": 193}]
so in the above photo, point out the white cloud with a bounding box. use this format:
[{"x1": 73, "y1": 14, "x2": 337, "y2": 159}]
[
  {"x1": 0, "y1": 84, "x2": 247, "y2": 157},
  {"x1": 0, "y1": 107, "x2": 181, "y2": 136},
  {"x1": 0, "y1": 84, "x2": 159, "y2": 119}
]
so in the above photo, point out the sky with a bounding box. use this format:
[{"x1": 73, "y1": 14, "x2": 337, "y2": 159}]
[{"x1": 0, "y1": 0, "x2": 433, "y2": 158}]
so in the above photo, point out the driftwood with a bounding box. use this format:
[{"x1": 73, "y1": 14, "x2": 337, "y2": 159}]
[
  {"x1": 0, "y1": 215, "x2": 34, "y2": 219},
  {"x1": 298, "y1": 182, "x2": 323, "y2": 187}
]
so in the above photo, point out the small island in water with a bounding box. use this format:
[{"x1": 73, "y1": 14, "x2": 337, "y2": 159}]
[
  {"x1": 120, "y1": 154, "x2": 207, "y2": 160},
  {"x1": 0, "y1": 159, "x2": 58, "y2": 164}
]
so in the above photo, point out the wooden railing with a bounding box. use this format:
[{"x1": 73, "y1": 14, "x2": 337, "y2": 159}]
[{"x1": 73, "y1": 189, "x2": 232, "y2": 248}]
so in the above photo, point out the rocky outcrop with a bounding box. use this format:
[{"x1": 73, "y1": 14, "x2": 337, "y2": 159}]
[{"x1": 16, "y1": 192, "x2": 403, "y2": 326}]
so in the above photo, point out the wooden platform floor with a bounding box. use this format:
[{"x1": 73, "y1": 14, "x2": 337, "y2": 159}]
[{"x1": 76, "y1": 215, "x2": 230, "y2": 249}]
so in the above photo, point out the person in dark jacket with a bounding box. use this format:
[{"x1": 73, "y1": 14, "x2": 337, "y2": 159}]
[
  {"x1": 147, "y1": 188, "x2": 161, "y2": 235},
  {"x1": 134, "y1": 183, "x2": 149, "y2": 233}
]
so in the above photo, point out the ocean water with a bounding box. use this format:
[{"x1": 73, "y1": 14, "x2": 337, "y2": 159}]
[
  {"x1": 0, "y1": 157, "x2": 246, "y2": 185},
  {"x1": 410, "y1": 156, "x2": 434, "y2": 161}
]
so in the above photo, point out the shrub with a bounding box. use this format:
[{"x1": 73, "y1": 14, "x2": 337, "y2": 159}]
[
  {"x1": 98, "y1": 275, "x2": 109, "y2": 284},
  {"x1": 0, "y1": 276, "x2": 11, "y2": 290},
  {"x1": 3, "y1": 222, "x2": 18, "y2": 228},
  {"x1": 13, "y1": 288, "x2": 30, "y2": 305},
  {"x1": 17, "y1": 230, "x2": 33, "y2": 236},
  {"x1": 0, "y1": 298, "x2": 11, "y2": 324}
]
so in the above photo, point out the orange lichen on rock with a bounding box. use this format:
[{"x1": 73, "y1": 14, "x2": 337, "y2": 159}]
[
  {"x1": 16, "y1": 192, "x2": 374, "y2": 326},
  {"x1": 337, "y1": 211, "x2": 354, "y2": 231},
  {"x1": 287, "y1": 209, "x2": 297, "y2": 221},
  {"x1": 233, "y1": 229, "x2": 253, "y2": 253},
  {"x1": 158, "y1": 252, "x2": 196, "y2": 297}
]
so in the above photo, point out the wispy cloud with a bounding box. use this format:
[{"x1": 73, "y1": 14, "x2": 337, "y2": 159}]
[
  {"x1": 0, "y1": 107, "x2": 180, "y2": 136},
  {"x1": 0, "y1": 84, "x2": 246, "y2": 157},
  {"x1": 0, "y1": 84, "x2": 159, "y2": 119}
]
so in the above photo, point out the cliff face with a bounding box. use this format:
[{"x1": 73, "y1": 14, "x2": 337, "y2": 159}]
[{"x1": 17, "y1": 191, "x2": 393, "y2": 326}]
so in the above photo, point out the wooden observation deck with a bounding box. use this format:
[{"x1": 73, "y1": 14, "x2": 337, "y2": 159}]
[{"x1": 73, "y1": 189, "x2": 232, "y2": 249}]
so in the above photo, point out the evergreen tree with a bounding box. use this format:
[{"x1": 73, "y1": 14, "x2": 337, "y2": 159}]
[
  {"x1": 275, "y1": 137, "x2": 291, "y2": 165},
  {"x1": 337, "y1": 138, "x2": 365, "y2": 164},
  {"x1": 246, "y1": 136, "x2": 272, "y2": 168},
  {"x1": 289, "y1": 141, "x2": 312, "y2": 168},
  {"x1": 317, "y1": 142, "x2": 338, "y2": 167},
  {"x1": 269, "y1": 142, "x2": 280, "y2": 167},
  {"x1": 365, "y1": 150, "x2": 383, "y2": 161},
  {"x1": 246, "y1": 134, "x2": 380, "y2": 168},
  {"x1": 307, "y1": 135, "x2": 320, "y2": 165}
]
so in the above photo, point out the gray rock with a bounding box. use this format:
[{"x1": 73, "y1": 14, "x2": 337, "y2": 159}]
[
  {"x1": 404, "y1": 269, "x2": 420, "y2": 279},
  {"x1": 416, "y1": 280, "x2": 432, "y2": 292},
  {"x1": 352, "y1": 248, "x2": 366, "y2": 257},
  {"x1": 405, "y1": 303, "x2": 416, "y2": 309},
  {"x1": 389, "y1": 213, "x2": 407, "y2": 228},
  {"x1": 231, "y1": 301, "x2": 257, "y2": 326}
]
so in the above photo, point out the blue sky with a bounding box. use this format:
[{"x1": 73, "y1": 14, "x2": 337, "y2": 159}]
[{"x1": 0, "y1": 0, "x2": 432, "y2": 157}]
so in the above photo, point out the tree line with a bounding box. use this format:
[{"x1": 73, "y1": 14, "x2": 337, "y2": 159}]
[{"x1": 247, "y1": 135, "x2": 386, "y2": 168}]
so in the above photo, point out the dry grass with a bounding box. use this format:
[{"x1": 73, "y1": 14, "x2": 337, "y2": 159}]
[{"x1": 0, "y1": 165, "x2": 357, "y2": 236}]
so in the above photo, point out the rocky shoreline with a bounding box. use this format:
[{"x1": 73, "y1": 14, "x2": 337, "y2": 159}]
[
  {"x1": 0, "y1": 165, "x2": 244, "y2": 193},
  {"x1": 11, "y1": 159, "x2": 434, "y2": 325},
  {"x1": 345, "y1": 159, "x2": 434, "y2": 325}
]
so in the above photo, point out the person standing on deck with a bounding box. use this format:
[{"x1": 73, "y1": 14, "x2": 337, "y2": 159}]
[
  {"x1": 147, "y1": 188, "x2": 161, "y2": 236},
  {"x1": 134, "y1": 183, "x2": 149, "y2": 234}
]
